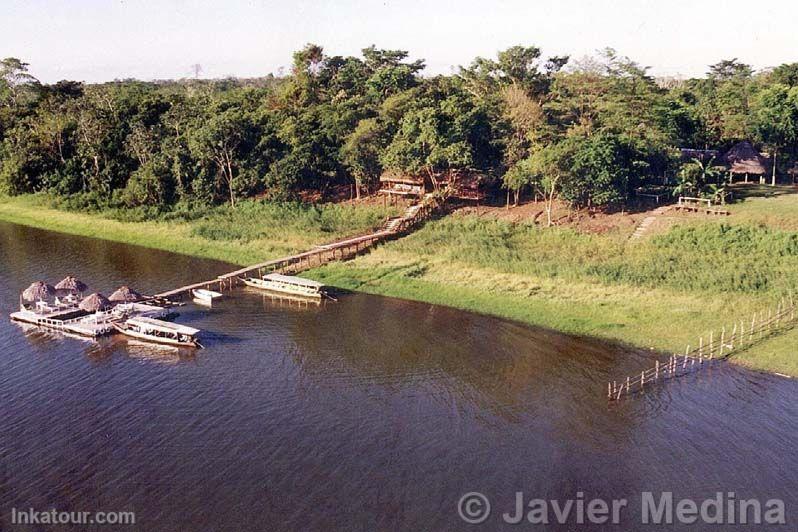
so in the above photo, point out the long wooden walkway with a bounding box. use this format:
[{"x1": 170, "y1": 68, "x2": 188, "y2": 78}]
[{"x1": 153, "y1": 194, "x2": 443, "y2": 300}]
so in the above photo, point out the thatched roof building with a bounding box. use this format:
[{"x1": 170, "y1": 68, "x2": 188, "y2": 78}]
[
  {"x1": 79, "y1": 293, "x2": 112, "y2": 312},
  {"x1": 722, "y1": 141, "x2": 769, "y2": 175},
  {"x1": 109, "y1": 286, "x2": 143, "y2": 303},
  {"x1": 55, "y1": 276, "x2": 88, "y2": 294},
  {"x1": 22, "y1": 281, "x2": 57, "y2": 302}
]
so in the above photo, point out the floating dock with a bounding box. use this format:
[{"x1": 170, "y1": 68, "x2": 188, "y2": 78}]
[{"x1": 10, "y1": 302, "x2": 174, "y2": 338}]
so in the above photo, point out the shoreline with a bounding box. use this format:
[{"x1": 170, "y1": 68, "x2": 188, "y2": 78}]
[{"x1": 1, "y1": 196, "x2": 796, "y2": 377}]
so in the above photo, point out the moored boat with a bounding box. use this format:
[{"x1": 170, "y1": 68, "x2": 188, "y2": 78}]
[
  {"x1": 191, "y1": 288, "x2": 224, "y2": 304},
  {"x1": 239, "y1": 273, "x2": 328, "y2": 299},
  {"x1": 113, "y1": 316, "x2": 202, "y2": 348}
]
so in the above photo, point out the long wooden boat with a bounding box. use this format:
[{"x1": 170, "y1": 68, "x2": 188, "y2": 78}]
[
  {"x1": 239, "y1": 273, "x2": 328, "y2": 299},
  {"x1": 113, "y1": 316, "x2": 202, "y2": 348}
]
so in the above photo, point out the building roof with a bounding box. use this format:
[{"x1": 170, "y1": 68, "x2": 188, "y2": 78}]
[
  {"x1": 680, "y1": 148, "x2": 720, "y2": 163},
  {"x1": 263, "y1": 273, "x2": 324, "y2": 289},
  {"x1": 55, "y1": 276, "x2": 88, "y2": 293},
  {"x1": 79, "y1": 293, "x2": 112, "y2": 312},
  {"x1": 379, "y1": 169, "x2": 425, "y2": 185},
  {"x1": 127, "y1": 316, "x2": 200, "y2": 335},
  {"x1": 109, "y1": 285, "x2": 144, "y2": 302},
  {"x1": 22, "y1": 281, "x2": 57, "y2": 301},
  {"x1": 722, "y1": 141, "x2": 769, "y2": 174}
]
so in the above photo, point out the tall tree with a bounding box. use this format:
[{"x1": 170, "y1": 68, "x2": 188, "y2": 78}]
[{"x1": 752, "y1": 84, "x2": 798, "y2": 185}]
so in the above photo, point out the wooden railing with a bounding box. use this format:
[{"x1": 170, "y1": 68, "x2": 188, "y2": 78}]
[
  {"x1": 153, "y1": 190, "x2": 448, "y2": 300},
  {"x1": 608, "y1": 297, "x2": 797, "y2": 400}
]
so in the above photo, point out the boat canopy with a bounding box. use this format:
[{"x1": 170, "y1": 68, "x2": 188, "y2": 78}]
[
  {"x1": 127, "y1": 316, "x2": 200, "y2": 336},
  {"x1": 262, "y1": 273, "x2": 324, "y2": 290}
]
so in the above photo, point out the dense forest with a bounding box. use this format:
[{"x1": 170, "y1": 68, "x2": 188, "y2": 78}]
[{"x1": 1, "y1": 46, "x2": 797, "y2": 214}]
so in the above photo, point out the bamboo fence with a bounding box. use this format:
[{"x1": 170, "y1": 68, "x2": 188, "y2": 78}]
[{"x1": 608, "y1": 295, "x2": 796, "y2": 401}]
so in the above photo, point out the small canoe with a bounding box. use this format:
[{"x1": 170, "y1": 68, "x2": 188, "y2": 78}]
[{"x1": 192, "y1": 288, "x2": 224, "y2": 303}]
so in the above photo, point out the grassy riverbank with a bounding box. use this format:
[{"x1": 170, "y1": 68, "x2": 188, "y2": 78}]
[
  {"x1": 311, "y1": 214, "x2": 798, "y2": 375},
  {"x1": 0, "y1": 194, "x2": 397, "y2": 265},
  {"x1": 1, "y1": 192, "x2": 796, "y2": 376}
]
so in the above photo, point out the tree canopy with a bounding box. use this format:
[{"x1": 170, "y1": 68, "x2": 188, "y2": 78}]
[{"x1": 1, "y1": 46, "x2": 796, "y2": 211}]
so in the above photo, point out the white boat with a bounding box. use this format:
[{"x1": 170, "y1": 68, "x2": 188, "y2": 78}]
[
  {"x1": 239, "y1": 273, "x2": 328, "y2": 299},
  {"x1": 191, "y1": 288, "x2": 224, "y2": 304},
  {"x1": 113, "y1": 316, "x2": 202, "y2": 348}
]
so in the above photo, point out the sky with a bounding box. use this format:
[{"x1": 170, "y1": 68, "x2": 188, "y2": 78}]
[{"x1": 2, "y1": 0, "x2": 797, "y2": 83}]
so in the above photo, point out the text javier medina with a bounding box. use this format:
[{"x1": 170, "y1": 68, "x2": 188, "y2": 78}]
[{"x1": 458, "y1": 491, "x2": 786, "y2": 526}]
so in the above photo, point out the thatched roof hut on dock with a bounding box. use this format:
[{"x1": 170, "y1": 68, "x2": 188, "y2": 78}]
[
  {"x1": 22, "y1": 281, "x2": 57, "y2": 302},
  {"x1": 55, "y1": 276, "x2": 88, "y2": 295},
  {"x1": 79, "y1": 293, "x2": 112, "y2": 312},
  {"x1": 109, "y1": 286, "x2": 144, "y2": 303}
]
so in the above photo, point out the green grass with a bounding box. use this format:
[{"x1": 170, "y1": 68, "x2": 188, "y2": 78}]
[
  {"x1": 308, "y1": 214, "x2": 798, "y2": 374},
  {"x1": 0, "y1": 194, "x2": 397, "y2": 265},
  {"x1": 735, "y1": 327, "x2": 798, "y2": 377},
  {"x1": 725, "y1": 184, "x2": 798, "y2": 231}
]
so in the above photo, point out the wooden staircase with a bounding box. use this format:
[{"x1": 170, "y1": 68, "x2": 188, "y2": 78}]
[
  {"x1": 381, "y1": 203, "x2": 424, "y2": 232},
  {"x1": 629, "y1": 205, "x2": 672, "y2": 241}
]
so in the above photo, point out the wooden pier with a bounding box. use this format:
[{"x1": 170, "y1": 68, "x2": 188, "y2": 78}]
[
  {"x1": 608, "y1": 297, "x2": 797, "y2": 400},
  {"x1": 153, "y1": 193, "x2": 443, "y2": 300},
  {"x1": 10, "y1": 302, "x2": 174, "y2": 337}
]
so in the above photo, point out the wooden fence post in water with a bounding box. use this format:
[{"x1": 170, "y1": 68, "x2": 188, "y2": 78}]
[
  {"x1": 719, "y1": 327, "x2": 725, "y2": 357},
  {"x1": 739, "y1": 320, "x2": 745, "y2": 346},
  {"x1": 626, "y1": 376, "x2": 631, "y2": 394},
  {"x1": 641, "y1": 371, "x2": 645, "y2": 389},
  {"x1": 655, "y1": 360, "x2": 660, "y2": 379},
  {"x1": 608, "y1": 382, "x2": 612, "y2": 398},
  {"x1": 709, "y1": 331, "x2": 714, "y2": 358}
]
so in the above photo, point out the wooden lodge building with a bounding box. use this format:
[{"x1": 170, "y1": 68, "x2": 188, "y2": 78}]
[
  {"x1": 378, "y1": 170, "x2": 426, "y2": 199},
  {"x1": 378, "y1": 169, "x2": 488, "y2": 203}
]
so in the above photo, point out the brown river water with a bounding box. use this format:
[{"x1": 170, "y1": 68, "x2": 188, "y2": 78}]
[{"x1": 0, "y1": 221, "x2": 796, "y2": 531}]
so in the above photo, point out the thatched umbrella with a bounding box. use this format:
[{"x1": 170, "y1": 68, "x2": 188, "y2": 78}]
[
  {"x1": 79, "y1": 293, "x2": 112, "y2": 312},
  {"x1": 108, "y1": 285, "x2": 143, "y2": 303},
  {"x1": 55, "y1": 276, "x2": 88, "y2": 294},
  {"x1": 22, "y1": 281, "x2": 57, "y2": 302}
]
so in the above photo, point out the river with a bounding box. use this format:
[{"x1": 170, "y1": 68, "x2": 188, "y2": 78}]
[{"x1": 1, "y1": 221, "x2": 796, "y2": 531}]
